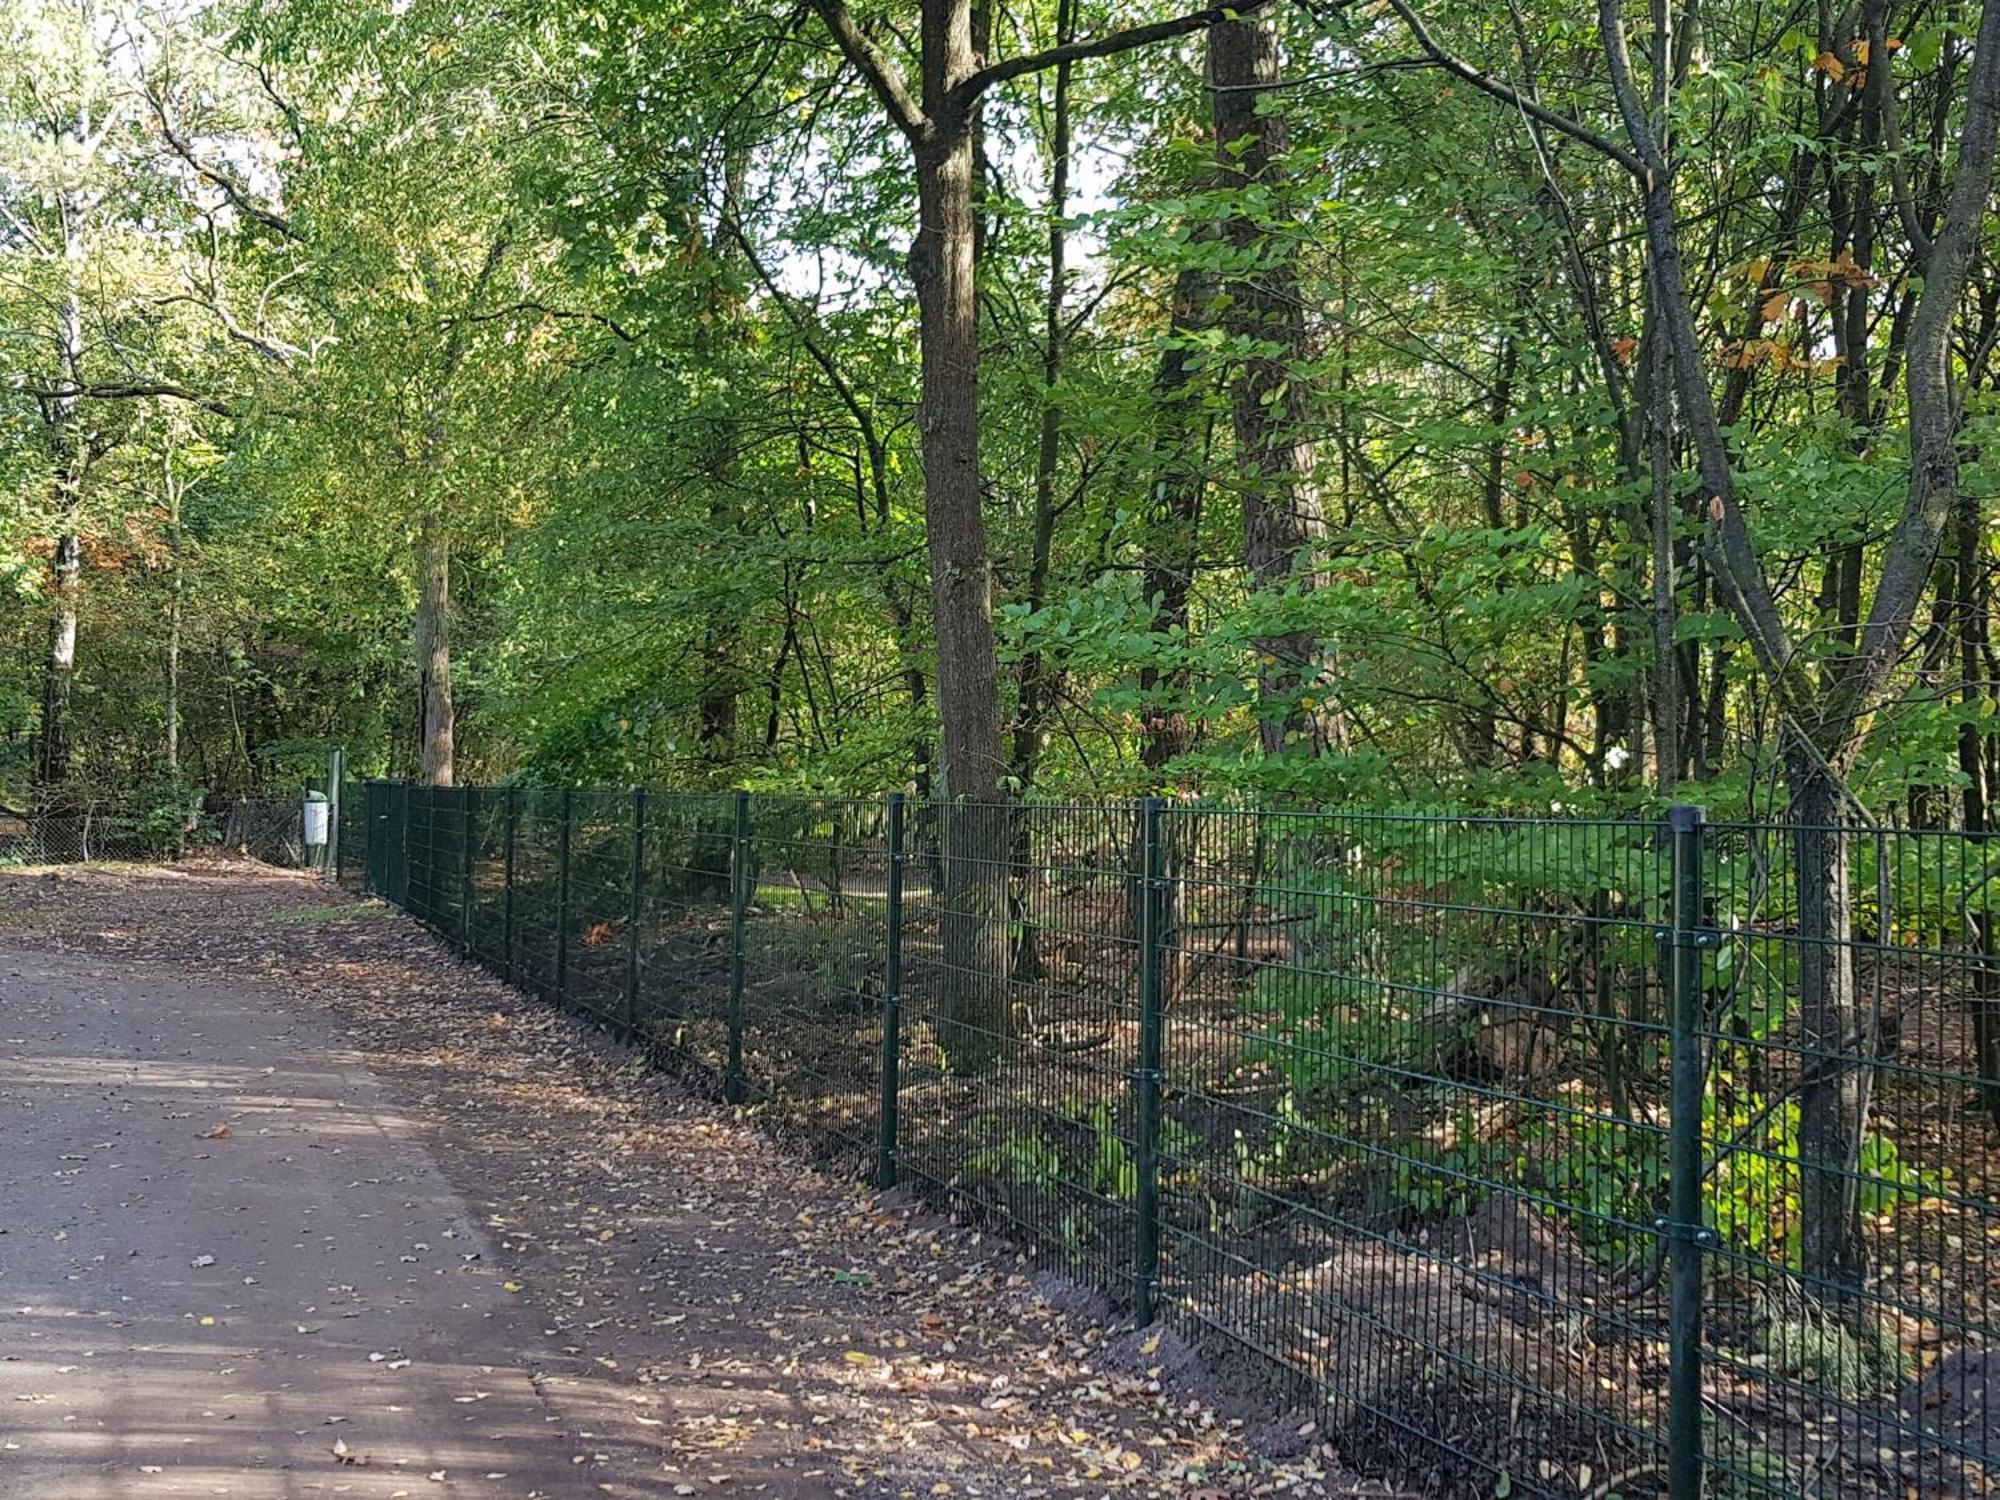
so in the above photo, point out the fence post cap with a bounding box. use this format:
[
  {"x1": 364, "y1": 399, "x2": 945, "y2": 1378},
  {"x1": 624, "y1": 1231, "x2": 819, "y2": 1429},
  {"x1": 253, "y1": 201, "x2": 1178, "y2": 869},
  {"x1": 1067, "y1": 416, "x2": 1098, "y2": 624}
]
[{"x1": 1667, "y1": 803, "x2": 1707, "y2": 831}]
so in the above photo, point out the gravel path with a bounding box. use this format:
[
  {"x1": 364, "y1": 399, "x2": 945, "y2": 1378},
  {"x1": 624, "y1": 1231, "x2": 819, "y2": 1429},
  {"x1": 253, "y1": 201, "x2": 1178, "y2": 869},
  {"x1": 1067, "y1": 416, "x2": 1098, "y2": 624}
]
[{"x1": 0, "y1": 862, "x2": 1350, "y2": 1499}]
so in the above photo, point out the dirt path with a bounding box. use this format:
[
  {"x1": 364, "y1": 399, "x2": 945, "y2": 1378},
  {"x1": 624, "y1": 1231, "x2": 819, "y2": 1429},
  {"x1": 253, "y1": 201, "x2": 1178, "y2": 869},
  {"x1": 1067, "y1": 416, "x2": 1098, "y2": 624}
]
[{"x1": 0, "y1": 862, "x2": 1348, "y2": 1499}]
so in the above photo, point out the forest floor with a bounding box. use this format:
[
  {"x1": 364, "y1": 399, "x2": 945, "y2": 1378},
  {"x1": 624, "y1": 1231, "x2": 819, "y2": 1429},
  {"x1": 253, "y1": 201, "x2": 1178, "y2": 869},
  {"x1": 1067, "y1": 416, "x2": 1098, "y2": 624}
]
[{"x1": 0, "y1": 859, "x2": 1377, "y2": 1499}]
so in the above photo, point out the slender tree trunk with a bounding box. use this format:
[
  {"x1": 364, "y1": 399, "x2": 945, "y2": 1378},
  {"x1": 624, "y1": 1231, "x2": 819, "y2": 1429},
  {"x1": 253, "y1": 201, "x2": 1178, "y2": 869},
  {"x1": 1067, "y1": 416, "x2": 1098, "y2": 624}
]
[
  {"x1": 1008, "y1": 7, "x2": 1073, "y2": 794},
  {"x1": 1139, "y1": 265, "x2": 1216, "y2": 775},
  {"x1": 165, "y1": 470, "x2": 183, "y2": 774},
  {"x1": 1210, "y1": 14, "x2": 1340, "y2": 756},
  {"x1": 1645, "y1": 281, "x2": 1679, "y2": 792},
  {"x1": 37, "y1": 213, "x2": 86, "y2": 793},
  {"x1": 38, "y1": 527, "x2": 79, "y2": 788},
  {"x1": 415, "y1": 519, "x2": 454, "y2": 786},
  {"x1": 1788, "y1": 749, "x2": 1868, "y2": 1289},
  {"x1": 1590, "y1": 0, "x2": 2000, "y2": 1297},
  {"x1": 698, "y1": 148, "x2": 749, "y2": 766}
]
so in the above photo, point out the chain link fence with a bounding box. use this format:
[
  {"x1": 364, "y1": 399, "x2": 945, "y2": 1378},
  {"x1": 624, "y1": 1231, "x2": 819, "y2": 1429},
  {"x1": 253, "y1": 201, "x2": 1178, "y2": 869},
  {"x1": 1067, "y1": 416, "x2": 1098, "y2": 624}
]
[
  {"x1": 0, "y1": 791, "x2": 327, "y2": 867},
  {"x1": 352, "y1": 780, "x2": 2000, "y2": 1500}
]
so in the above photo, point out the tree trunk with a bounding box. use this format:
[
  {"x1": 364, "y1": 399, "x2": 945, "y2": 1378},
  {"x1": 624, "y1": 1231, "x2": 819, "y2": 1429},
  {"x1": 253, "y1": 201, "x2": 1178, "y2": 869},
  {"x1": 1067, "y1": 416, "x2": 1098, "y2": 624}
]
[
  {"x1": 1008, "y1": 9, "x2": 1072, "y2": 794},
  {"x1": 415, "y1": 520, "x2": 454, "y2": 787},
  {"x1": 38, "y1": 528, "x2": 79, "y2": 789},
  {"x1": 1139, "y1": 264, "x2": 1216, "y2": 776},
  {"x1": 166, "y1": 476, "x2": 183, "y2": 775},
  {"x1": 913, "y1": 137, "x2": 1002, "y2": 800},
  {"x1": 1787, "y1": 749, "x2": 1868, "y2": 1291},
  {"x1": 37, "y1": 217, "x2": 86, "y2": 794},
  {"x1": 914, "y1": 0, "x2": 1007, "y2": 1070},
  {"x1": 1644, "y1": 283, "x2": 1679, "y2": 792},
  {"x1": 1209, "y1": 14, "x2": 1339, "y2": 756}
]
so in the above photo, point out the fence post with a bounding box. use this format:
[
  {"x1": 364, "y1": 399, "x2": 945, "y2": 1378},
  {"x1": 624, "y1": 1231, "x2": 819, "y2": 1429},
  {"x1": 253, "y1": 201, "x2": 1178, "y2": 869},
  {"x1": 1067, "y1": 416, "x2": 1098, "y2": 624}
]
[
  {"x1": 555, "y1": 788, "x2": 573, "y2": 1007},
  {"x1": 878, "y1": 793, "x2": 906, "y2": 1189},
  {"x1": 1134, "y1": 795, "x2": 1166, "y2": 1327},
  {"x1": 460, "y1": 788, "x2": 476, "y2": 956},
  {"x1": 626, "y1": 787, "x2": 647, "y2": 1038},
  {"x1": 1663, "y1": 803, "x2": 1713, "y2": 1500},
  {"x1": 502, "y1": 786, "x2": 518, "y2": 985},
  {"x1": 400, "y1": 788, "x2": 416, "y2": 904},
  {"x1": 726, "y1": 789, "x2": 749, "y2": 1104},
  {"x1": 327, "y1": 747, "x2": 344, "y2": 880},
  {"x1": 418, "y1": 785, "x2": 432, "y2": 919}
]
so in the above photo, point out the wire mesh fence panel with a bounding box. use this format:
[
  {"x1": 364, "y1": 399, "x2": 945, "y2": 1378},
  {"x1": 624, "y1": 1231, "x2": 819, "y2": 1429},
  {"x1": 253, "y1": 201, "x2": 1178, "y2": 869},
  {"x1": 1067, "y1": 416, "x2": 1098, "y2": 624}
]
[
  {"x1": 1152, "y1": 810, "x2": 1679, "y2": 1496},
  {"x1": 335, "y1": 779, "x2": 366, "y2": 888},
  {"x1": 630, "y1": 791, "x2": 738, "y2": 1078},
  {"x1": 552, "y1": 789, "x2": 633, "y2": 1026},
  {"x1": 895, "y1": 800, "x2": 1145, "y2": 1293},
  {"x1": 733, "y1": 795, "x2": 890, "y2": 1158},
  {"x1": 353, "y1": 785, "x2": 2000, "y2": 1500},
  {"x1": 506, "y1": 787, "x2": 568, "y2": 1004},
  {"x1": 1700, "y1": 820, "x2": 2000, "y2": 1500}
]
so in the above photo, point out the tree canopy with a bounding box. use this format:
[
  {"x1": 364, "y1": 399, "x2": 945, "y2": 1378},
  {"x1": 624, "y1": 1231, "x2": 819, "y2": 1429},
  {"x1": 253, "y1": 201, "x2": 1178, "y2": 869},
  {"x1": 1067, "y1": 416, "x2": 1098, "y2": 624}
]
[{"x1": 4, "y1": 0, "x2": 1999, "y2": 826}]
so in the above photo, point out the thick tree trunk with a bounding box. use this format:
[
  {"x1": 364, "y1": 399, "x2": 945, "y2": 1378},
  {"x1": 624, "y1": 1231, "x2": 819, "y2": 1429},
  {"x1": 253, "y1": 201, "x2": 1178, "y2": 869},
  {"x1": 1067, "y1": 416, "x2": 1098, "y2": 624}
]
[
  {"x1": 415, "y1": 521, "x2": 454, "y2": 787},
  {"x1": 1209, "y1": 15, "x2": 1339, "y2": 756},
  {"x1": 914, "y1": 0, "x2": 1008, "y2": 1070},
  {"x1": 913, "y1": 130, "x2": 1002, "y2": 802}
]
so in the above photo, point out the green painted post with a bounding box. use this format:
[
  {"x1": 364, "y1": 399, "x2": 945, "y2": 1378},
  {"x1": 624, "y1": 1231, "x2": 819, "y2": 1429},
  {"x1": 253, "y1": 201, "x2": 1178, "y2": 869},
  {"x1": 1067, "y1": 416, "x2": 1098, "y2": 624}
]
[
  {"x1": 555, "y1": 788, "x2": 573, "y2": 1007},
  {"x1": 726, "y1": 790, "x2": 750, "y2": 1104},
  {"x1": 360, "y1": 779, "x2": 377, "y2": 896},
  {"x1": 327, "y1": 747, "x2": 345, "y2": 880},
  {"x1": 396, "y1": 782, "x2": 410, "y2": 908},
  {"x1": 460, "y1": 788, "x2": 476, "y2": 956},
  {"x1": 1664, "y1": 804, "x2": 1713, "y2": 1500},
  {"x1": 626, "y1": 787, "x2": 647, "y2": 1038},
  {"x1": 1134, "y1": 796, "x2": 1165, "y2": 1327},
  {"x1": 878, "y1": 793, "x2": 906, "y2": 1188},
  {"x1": 502, "y1": 786, "x2": 518, "y2": 985}
]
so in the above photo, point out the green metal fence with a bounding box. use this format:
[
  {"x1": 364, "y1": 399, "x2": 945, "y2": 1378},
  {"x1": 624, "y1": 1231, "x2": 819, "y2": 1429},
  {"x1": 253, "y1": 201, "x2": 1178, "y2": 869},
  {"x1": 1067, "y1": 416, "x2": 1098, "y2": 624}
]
[{"x1": 350, "y1": 781, "x2": 2000, "y2": 1499}]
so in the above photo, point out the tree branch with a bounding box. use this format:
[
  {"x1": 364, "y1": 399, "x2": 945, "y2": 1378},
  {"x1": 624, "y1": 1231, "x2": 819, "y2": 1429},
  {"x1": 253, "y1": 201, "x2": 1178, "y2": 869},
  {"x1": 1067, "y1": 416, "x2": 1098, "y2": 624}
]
[
  {"x1": 1380, "y1": 0, "x2": 1647, "y2": 177},
  {"x1": 144, "y1": 81, "x2": 303, "y2": 243},
  {"x1": 807, "y1": 0, "x2": 927, "y2": 138},
  {"x1": 17, "y1": 380, "x2": 238, "y2": 417},
  {"x1": 459, "y1": 301, "x2": 636, "y2": 341},
  {"x1": 1832, "y1": 0, "x2": 2000, "y2": 747},
  {"x1": 948, "y1": 0, "x2": 1278, "y2": 113}
]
